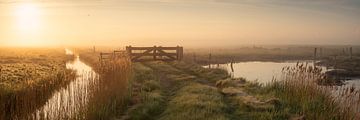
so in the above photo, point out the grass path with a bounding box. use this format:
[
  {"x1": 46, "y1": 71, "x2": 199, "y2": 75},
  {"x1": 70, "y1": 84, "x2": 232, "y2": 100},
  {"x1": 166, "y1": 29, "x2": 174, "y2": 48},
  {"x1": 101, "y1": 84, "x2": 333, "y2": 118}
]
[
  {"x1": 143, "y1": 61, "x2": 231, "y2": 120},
  {"x1": 122, "y1": 61, "x2": 286, "y2": 120}
]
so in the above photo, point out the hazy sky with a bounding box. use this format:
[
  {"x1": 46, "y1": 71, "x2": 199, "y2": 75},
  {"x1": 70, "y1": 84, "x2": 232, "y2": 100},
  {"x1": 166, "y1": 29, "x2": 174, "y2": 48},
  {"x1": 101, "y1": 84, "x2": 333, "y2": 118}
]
[{"x1": 0, "y1": 0, "x2": 359, "y2": 47}]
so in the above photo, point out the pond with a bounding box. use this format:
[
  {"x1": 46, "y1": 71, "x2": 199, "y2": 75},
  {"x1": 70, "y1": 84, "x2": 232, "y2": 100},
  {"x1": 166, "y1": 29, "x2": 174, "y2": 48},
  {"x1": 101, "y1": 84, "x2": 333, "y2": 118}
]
[
  {"x1": 205, "y1": 61, "x2": 315, "y2": 84},
  {"x1": 205, "y1": 61, "x2": 360, "y2": 89}
]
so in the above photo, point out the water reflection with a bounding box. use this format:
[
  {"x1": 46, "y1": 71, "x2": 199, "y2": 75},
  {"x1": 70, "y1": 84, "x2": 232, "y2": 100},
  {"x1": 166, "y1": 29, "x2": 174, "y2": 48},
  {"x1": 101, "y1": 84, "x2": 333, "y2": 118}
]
[
  {"x1": 31, "y1": 56, "x2": 99, "y2": 119},
  {"x1": 206, "y1": 61, "x2": 320, "y2": 84}
]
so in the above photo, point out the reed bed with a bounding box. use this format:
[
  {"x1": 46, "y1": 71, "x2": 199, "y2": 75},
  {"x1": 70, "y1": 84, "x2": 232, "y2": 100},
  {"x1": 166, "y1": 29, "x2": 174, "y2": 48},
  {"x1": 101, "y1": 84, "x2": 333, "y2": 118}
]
[
  {"x1": 263, "y1": 63, "x2": 360, "y2": 119},
  {"x1": 0, "y1": 48, "x2": 76, "y2": 119},
  {"x1": 78, "y1": 50, "x2": 132, "y2": 119}
]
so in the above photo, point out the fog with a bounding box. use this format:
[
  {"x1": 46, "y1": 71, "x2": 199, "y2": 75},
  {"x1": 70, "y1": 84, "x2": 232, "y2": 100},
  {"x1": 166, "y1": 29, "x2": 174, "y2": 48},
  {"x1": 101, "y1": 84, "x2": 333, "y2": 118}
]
[{"x1": 0, "y1": 0, "x2": 359, "y2": 47}]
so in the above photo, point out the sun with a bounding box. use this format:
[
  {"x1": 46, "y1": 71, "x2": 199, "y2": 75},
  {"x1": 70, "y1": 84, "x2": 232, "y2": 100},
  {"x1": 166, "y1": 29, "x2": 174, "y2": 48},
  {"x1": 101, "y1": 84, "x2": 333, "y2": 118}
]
[
  {"x1": 11, "y1": 3, "x2": 45, "y2": 46},
  {"x1": 14, "y1": 3, "x2": 42, "y2": 33}
]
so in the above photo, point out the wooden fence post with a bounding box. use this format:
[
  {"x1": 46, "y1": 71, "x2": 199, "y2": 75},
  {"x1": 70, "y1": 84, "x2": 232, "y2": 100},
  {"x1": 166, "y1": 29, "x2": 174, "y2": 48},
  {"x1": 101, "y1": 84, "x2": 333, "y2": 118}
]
[
  {"x1": 350, "y1": 47, "x2": 353, "y2": 59},
  {"x1": 314, "y1": 48, "x2": 317, "y2": 66},
  {"x1": 100, "y1": 52, "x2": 102, "y2": 60},
  {"x1": 153, "y1": 46, "x2": 157, "y2": 60},
  {"x1": 178, "y1": 46, "x2": 183, "y2": 60},
  {"x1": 209, "y1": 53, "x2": 212, "y2": 68},
  {"x1": 176, "y1": 46, "x2": 180, "y2": 60}
]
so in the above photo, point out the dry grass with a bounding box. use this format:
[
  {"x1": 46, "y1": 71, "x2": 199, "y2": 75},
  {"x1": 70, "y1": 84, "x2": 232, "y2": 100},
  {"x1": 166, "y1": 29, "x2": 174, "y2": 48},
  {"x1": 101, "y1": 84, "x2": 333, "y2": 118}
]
[
  {"x1": 77, "y1": 49, "x2": 132, "y2": 119},
  {"x1": 248, "y1": 63, "x2": 360, "y2": 119},
  {"x1": 0, "y1": 48, "x2": 76, "y2": 119}
]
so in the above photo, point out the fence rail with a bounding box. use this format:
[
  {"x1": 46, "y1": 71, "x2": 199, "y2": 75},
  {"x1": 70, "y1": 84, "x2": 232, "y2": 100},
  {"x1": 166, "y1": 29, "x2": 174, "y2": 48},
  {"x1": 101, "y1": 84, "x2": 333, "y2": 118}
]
[{"x1": 126, "y1": 46, "x2": 183, "y2": 62}]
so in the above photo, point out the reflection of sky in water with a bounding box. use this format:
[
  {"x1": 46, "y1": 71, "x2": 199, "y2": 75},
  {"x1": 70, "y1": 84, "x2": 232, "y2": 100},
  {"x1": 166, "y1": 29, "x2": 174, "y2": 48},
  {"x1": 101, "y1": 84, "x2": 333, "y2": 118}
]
[
  {"x1": 210, "y1": 61, "x2": 360, "y2": 87},
  {"x1": 207, "y1": 61, "x2": 321, "y2": 84},
  {"x1": 206, "y1": 61, "x2": 360, "y2": 112},
  {"x1": 31, "y1": 54, "x2": 98, "y2": 119},
  {"x1": 344, "y1": 78, "x2": 360, "y2": 90}
]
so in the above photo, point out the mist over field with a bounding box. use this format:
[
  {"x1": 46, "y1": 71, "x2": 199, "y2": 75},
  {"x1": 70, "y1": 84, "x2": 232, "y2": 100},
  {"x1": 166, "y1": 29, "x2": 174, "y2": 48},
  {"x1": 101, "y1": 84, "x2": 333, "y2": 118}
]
[
  {"x1": 0, "y1": 0, "x2": 359, "y2": 47},
  {"x1": 1, "y1": 1, "x2": 360, "y2": 120}
]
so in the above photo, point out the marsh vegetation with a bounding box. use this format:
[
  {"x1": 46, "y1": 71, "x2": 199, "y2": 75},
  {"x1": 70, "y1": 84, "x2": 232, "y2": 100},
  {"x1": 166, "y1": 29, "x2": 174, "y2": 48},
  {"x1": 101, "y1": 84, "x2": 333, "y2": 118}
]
[
  {"x1": 0, "y1": 48, "x2": 76, "y2": 119},
  {"x1": 1, "y1": 46, "x2": 360, "y2": 120}
]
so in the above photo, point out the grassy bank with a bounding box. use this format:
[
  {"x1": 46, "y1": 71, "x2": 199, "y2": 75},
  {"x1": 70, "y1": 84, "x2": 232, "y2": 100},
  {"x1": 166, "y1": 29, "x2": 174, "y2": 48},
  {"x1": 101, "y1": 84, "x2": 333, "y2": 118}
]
[
  {"x1": 123, "y1": 60, "x2": 359, "y2": 120},
  {"x1": 77, "y1": 49, "x2": 132, "y2": 119},
  {"x1": 245, "y1": 64, "x2": 360, "y2": 119},
  {"x1": 0, "y1": 48, "x2": 76, "y2": 119}
]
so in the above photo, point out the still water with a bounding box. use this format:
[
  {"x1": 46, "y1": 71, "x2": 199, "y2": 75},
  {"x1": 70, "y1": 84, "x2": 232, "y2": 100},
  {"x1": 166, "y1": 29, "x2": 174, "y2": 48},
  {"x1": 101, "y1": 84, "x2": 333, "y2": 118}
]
[
  {"x1": 205, "y1": 61, "x2": 360, "y2": 88},
  {"x1": 30, "y1": 50, "x2": 99, "y2": 119},
  {"x1": 206, "y1": 61, "x2": 312, "y2": 84}
]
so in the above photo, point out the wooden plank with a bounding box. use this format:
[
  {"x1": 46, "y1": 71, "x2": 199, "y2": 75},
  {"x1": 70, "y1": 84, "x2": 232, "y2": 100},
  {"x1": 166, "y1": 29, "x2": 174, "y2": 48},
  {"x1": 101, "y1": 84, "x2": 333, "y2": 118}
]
[
  {"x1": 128, "y1": 47, "x2": 179, "y2": 50},
  {"x1": 127, "y1": 47, "x2": 155, "y2": 50},
  {"x1": 114, "y1": 50, "x2": 125, "y2": 53},
  {"x1": 131, "y1": 49, "x2": 154, "y2": 61},
  {"x1": 100, "y1": 53, "x2": 113, "y2": 55},
  {"x1": 130, "y1": 53, "x2": 178, "y2": 56},
  {"x1": 154, "y1": 47, "x2": 180, "y2": 50},
  {"x1": 126, "y1": 46, "x2": 183, "y2": 61},
  {"x1": 157, "y1": 49, "x2": 176, "y2": 60}
]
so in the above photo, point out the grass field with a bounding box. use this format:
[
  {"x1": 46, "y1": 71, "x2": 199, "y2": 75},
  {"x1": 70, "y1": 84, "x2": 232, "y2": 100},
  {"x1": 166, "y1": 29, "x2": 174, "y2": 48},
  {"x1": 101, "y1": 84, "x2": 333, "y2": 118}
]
[
  {"x1": 0, "y1": 48, "x2": 76, "y2": 119},
  {"x1": 184, "y1": 45, "x2": 360, "y2": 65},
  {"x1": 2, "y1": 47, "x2": 359, "y2": 120}
]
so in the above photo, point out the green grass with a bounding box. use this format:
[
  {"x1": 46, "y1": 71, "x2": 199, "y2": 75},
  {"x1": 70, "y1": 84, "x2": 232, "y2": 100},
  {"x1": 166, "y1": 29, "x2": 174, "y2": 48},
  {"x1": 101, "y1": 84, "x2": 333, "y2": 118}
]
[
  {"x1": 127, "y1": 63, "x2": 165, "y2": 120},
  {"x1": 125, "y1": 61, "x2": 232, "y2": 120},
  {"x1": 170, "y1": 61, "x2": 229, "y2": 82},
  {"x1": 127, "y1": 61, "x2": 360, "y2": 120},
  {"x1": 159, "y1": 83, "x2": 230, "y2": 120}
]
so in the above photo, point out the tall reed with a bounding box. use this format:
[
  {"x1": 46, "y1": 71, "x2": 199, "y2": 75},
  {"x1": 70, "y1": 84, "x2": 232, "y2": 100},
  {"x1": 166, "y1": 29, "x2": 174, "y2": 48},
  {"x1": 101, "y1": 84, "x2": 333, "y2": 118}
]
[
  {"x1": 268, "y1": 62, "x2": 360, "y2": 119},
  {"x1": 79, "y1": 51, "x2": 132, "y2": 119},
  {"x1": 0, "y1": 48, "x2": 77, "y2": 120}
]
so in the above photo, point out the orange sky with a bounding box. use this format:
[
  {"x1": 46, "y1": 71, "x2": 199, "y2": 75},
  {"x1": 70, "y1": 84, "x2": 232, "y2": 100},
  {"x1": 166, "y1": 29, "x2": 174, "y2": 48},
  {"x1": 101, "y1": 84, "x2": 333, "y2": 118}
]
[{"x1": 0, "y1": 0, "x2": 359, "y2": 47}]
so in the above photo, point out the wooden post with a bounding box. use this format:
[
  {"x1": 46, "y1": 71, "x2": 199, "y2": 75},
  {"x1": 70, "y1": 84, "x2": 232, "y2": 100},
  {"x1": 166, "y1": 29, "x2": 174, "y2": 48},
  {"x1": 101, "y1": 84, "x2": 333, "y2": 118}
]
[
  {"x1": 350, "y1": 47, "x2": 353, "y2": 59},
  {"x1": 126, "y1": 46, "x2": 132, "y2": 55},
  {"x1": 209, "y1": 53, "x2": 212, "y2": 68},
  {"x1": 176, "y1": 46, "x2": 180, "y2": 60},
  {"x1": 314, "y1": 48, "x2": 317, "y2": 66},
  {"x1": 99, "y1": 52, "x2": 103, "y2": 62},
  {"x1": 93, "y1": 46, "x2": 96, "y2": 53},
  {"x1": 153, "y1": 46, "x2": 157, "y2": 60},
  {"x1": 179, "y1": 46, "x2": 183, "y2": 60}
]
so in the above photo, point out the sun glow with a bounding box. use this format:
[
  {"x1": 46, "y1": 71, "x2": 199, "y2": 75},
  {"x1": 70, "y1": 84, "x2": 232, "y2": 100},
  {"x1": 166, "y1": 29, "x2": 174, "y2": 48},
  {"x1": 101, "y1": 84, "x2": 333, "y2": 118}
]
[
  {"x1": 12, "y1": 3, "x2": 44, "y2": 46},
  {"x1": 15, "y1": 3, "x2": 42, "y2": 33}
]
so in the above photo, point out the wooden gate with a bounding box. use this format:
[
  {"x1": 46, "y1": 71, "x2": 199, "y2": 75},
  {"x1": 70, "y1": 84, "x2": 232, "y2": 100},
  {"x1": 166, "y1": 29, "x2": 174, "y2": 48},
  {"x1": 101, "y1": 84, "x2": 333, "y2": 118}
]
[{"x1": 126, "y1": 46, "x2": 183, "y2": 62}]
